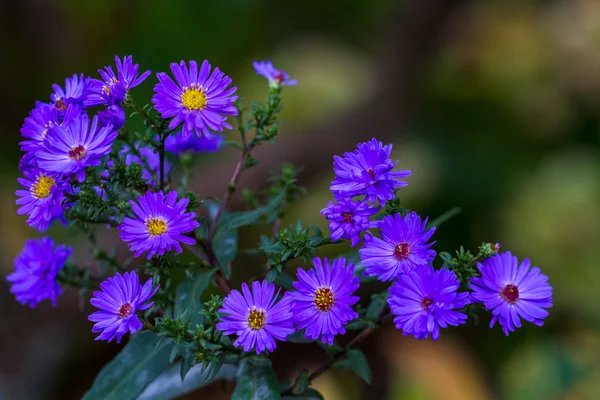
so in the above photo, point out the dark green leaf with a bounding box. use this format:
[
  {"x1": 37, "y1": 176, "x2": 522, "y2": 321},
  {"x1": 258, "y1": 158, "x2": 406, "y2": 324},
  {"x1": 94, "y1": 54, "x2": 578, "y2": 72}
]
[
  {"x1": 266, "y1": 268, "x2": 279, "y2": 283},
  {"x1": 345, "y1": 319, "x2": 370, "y2": 331},
  {"x1": 232, "y1": 357, "x2": 280, "y2": 400},
  {"x1": 273, "y1": 271, "x2": 295, "y2": 291},
  {"x1": 291, "y1": 370, "x2": 309, "y2": 395},
  {"x1": 214, "y1": 188, "x2": 287, "y2": 237},
  {"x1": 332, "y1": 359, "x2": 351, "y2": 369},
  {"x1": 180, "y1": 351, "x2": 195, "y2": 381},
  {"x1": 138, "y1": 362, "x2": 237, "y2": 400},
  {"x1": 82, "y1": 332, "x2": 174, "y2": 400},
  {"x1": 285, "y1": 329, "x2": 314, "y2": 344},
  {"x1": 425, "y1": 207, "x2": 461, "y2": 230},
  {"x1": 347, "y1": 349, "x2": 372, "y2": 384},
  {"x1": 282, "y1": 389, "x2": 325, "y2": 400},
  {"x1": 365, "y1": 291, "x2": 389, "y2": 321},
  {"x1": 175, "y1": 267, "x2": 218, "y2": 326}
]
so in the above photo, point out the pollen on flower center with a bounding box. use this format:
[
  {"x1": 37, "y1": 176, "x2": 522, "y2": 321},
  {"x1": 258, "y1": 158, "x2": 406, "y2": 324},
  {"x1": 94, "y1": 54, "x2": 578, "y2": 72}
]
[
  {"x1": 274, "y1": 71, "x2": 285, "y2": 83},
  {"x1": 342, "y1": 212, "x2": 353, "y2": 223},
  {"x1": 117, "y1": 303, "x2": 133, "y2": 319},
  {"x1": 247, "y1": 308, "x2": 266, "y2": 330},
  {"x1": 421, "y1": 298, "x2": 434, "y2": 310},
  {"x1": 394, "y1": 242, "x2": 411, "y2": 261},
  {"x1": 146, "y1": 217, "x2": 168, "y2": 236},
  {"x1": 500, "y1": 284, "x2": 519, "y2": 304},
  {"x1": 181, "y1": 85, "x2": 207, "y2": 111},
  {"x1": 314, "y1": 287, "x2": 335, "y2": 312},
  {"x1": 68, "y1": 145, "x2": 87, "y2": 161},
  {"x1": 55, "y1": 98, "x2": 67, "y2": 112},
  {"x1": 31, "y1": 174, "x2": 56, "y2": 199}
]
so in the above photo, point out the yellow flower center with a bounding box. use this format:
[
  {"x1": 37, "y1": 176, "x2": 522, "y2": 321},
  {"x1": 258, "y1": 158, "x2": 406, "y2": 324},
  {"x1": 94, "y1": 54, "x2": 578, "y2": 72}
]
[
  {"x1": 103, "y1": 78, "x2": 118, "y2": 96},
  {"x1": 181, "y1": 85, "x2": 207, "y2": 111},
  {"x1": 31, "y1": 174, "x2": 56, "y2": 199},
  {"x1": 247, "y1": 308, "x2": 266, "y2": 330},
  {"x1": 314, "y1": 287, "x2": 335, "y2": 312},
  {"x1": 146, "y1": 217, "x2": 168, "y2": 236}
]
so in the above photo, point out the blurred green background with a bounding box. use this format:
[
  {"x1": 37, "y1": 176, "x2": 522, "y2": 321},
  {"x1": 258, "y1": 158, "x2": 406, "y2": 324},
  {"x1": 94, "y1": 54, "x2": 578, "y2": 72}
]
[{"x1": 1, "y1": 0, "x2": 599, "y2": 399}]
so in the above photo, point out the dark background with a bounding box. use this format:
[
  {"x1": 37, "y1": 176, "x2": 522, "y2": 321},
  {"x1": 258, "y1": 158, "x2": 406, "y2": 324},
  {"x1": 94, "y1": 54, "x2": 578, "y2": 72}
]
[{"x1": 1, "y1": 0, "x2": 598, "y2": 399}]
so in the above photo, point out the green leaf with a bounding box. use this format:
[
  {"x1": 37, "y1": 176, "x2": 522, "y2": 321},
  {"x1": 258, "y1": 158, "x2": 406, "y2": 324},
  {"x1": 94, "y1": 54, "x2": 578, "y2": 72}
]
[
  {"x1": 232, "y1": 357, "x2": 280, "y2": 400},
  {"x1": 138, "y1": 361, "x2": 237, "y2": 400},
  {"x1": 426, "y1": 207, "x2": 461, "y2": 230},
  {"x1": 175, "y1": 267, "x2": 218, "y2": 326},
  {"x1": 286, "y1": 329, "x2": 314, "y2": 343},
  {"x1": 213, "y1": 188, "x2": 287, "y2": 237},
  {"x1": 347, "y1": 349, "x2": 372, "y2": 384},
  {"x1": 273, "y1": 271, "x2": 295, "y2": 290},
  {"x1": 82, "y1": 332, "x2": 175, "y2": 400},
  {"x1": 282, "y1": 389, "x2": 325, "y2": 400},
  {"x1": 365, "y1": 291, "x2": 389, "y2": 321},
  {"x1": 180, "y1": 351, "x2": 195, "y2": 381},
  {"x1": 291, "y1": 370, "x2": 309, "y2": 395}
]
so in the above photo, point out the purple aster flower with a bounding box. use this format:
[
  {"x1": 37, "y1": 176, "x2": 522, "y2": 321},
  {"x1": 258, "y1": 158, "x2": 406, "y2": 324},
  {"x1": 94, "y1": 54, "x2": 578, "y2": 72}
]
[
  {"x1": 7, "y1": 237, "x2": 72, "y2": 307},
  {"x1": 388, "y1": 265, "x2": 469, "y2": 340},
  {"x1": 20, "y1": 102, "x2": 81, "y2": 153},
  {"x1": 98, "y1": 105, "x2": 126, "y2": 130},
  {"x1": 36, "y1": 114, "x2": 117, "y2": 180},
  {"x1": 16, "y1": 169, "x2": 69, "y2": 231},
  {"x1": 19, "y1": 152, "x2": 38, "y2": 174},
  {"x1": 290, "y1": 257, "x2": 359, "y2": 345},
  {"x1": 331, "y1": 138, "x2": 412, "y2": 203},
  {"x1": 216, "y1": 280, "x2": 295, "y2": 354},
  {"x1": 253, "y1": 60, "x2": 297, "y2": 86},
  {"x1": 165, "y1": 131, "x2": 224, "y2": 155},
  {"x1": 359, "y1": 212, "x2": 436, "y2": 281},
  {"x1": 50, "y1": 73, "x2": 89, "y2": 114},
  {"x1": 119, "y1": 191, "x2": 200, "y2": 259},
  {"x1": 119, "y1": 142, "x2": 172, "y2": 186},
  {"x1": 89, "y1": 271, "x2": 159, "y2": 343},
  {"x1": 86, "y1": 55, "x2": 151, "y2": 106},
  {"x1": 152, "y1": 60, "x2": 238, "y2": 138},
  {"x1": 320, "y1": 199, "x2": 379, "y2": 247},
  {"x1": 470, "y1": 252, "x2": 553, "y2": 336}
]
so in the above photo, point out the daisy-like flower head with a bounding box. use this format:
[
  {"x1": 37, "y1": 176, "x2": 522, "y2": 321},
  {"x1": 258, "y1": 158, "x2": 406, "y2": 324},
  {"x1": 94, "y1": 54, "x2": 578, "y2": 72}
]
[
  {"x1": 291, "y1": 257, "x2": 360, "y2": 345},
  {"x1": 97, "y1": 105, "x2": 126, "y2": 130},
  {"x1": 320, "y1": 199, "x2": 379, "y2": 247},
  {"x1": 331, "y1": 138, "x2": 411, "y2": 203},
  {"x1": 20, "y1": 102, "x2": 81, "y2": 153},
  {"x1": 89, "y1": 271, "x2": 159, "y2": 343},
  {"x1": 388, "y1": 265, "x2": 469, "y2": 341},
  {"x1": 470, "y1": 251, "x2": 553, "y2": 335},
  {"x1": 19, "y1": 152, "x2": 38, "y2": 174},
  {"x1": 165, "y1": 130, "x2": 224, "y2": 155},
  {"x1": 7, "y1": 237, "x2": 72, "y2": 307},
  {"x1": 216, "y1": 280, "x2": 295, "y2": 354},
  {"x1": 16, "y1": 169, "x2": 69, "y2": 231},
  {"x1": 119, "y1": 142, "x2": 172, "y2": 186},
  {"x1": 152, "y1": 60, "x2": 238, "y2": 138},
  {"x1": 86, "y1": 55, "x2": 151, "y2": 106},
  {"x1": 119, "y1": 191, "x2": 200, "y2": 259},
  {"x1": 253, "y1": 60, "x2": 297, "y2": 87},
  {"x1": 359, "y1": 212, "x2": 436, "y2": 281},
  {"x1": 36, "y1": 113, "x2": 117, "y2": 180},
  {"x1": 50, "y1": 73, "x2": 90, "y2": 114}
]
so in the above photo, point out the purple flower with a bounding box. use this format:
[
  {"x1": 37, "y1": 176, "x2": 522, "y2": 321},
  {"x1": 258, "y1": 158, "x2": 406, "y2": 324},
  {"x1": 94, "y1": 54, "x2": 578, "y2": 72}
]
[
  {"x1": 89, "y1": 271, "x2": 159, "y2": 343},
  {"x1": 7, "y1": 237, "x2": 72, "y2": 307},
  {"x1": 291, "y1": 257, "x2": 359, "y2": 345},
  {"x1": 359, "y1": 212, "x2": 436, "y2": 281},
  {"x1": 119, "y1": 142, "x2": 172, "y2": 186},
  {"x1": 388, "y1": 265, "x2": 469, "y2": 340},
  {"x1": 216, "y1": 280, "x2": 295, "y2": 354},
  {"x1": 320, "y1": 199, "x2": 378, "y2": 247},
  {"x1": 253, "y1": 60, "x2": 297, "y2": 86},
  {"x1": 152, "y1": 60, "x2": 238, "y2": 138},
  {"x1": 98, "y1": 105, "x2": 126, "y2": 130},
  {"x1": 50, "y1": 73, "x2": 89, "y2": 114},
  {"x1": 16, "y1": 169, "x2": 69, "y2": 231},
  {"x1": 119, "y1": 191, "x2": 200, "y2": 259},
  {"x1": 470, "y1": 252, "x2": 553, "y2": 336},
  {"x1": 165, "y1": 131, "x2": 224, "y2": 155},
  {"x1": 36, "y1": 114, "x2": 117, "y2": 180},
  {"x1": 19, "y1": 152, "x2": 38, "y2": 174},
  {"x1": 20, "y1": 102, "x2": 81, "y2": 153},
  {"x1": 331, "y1": 138, "x2": 411, "y2": 203},
  {"x1": 86, "y1": 55, "x2": 151, "y2": 106}
]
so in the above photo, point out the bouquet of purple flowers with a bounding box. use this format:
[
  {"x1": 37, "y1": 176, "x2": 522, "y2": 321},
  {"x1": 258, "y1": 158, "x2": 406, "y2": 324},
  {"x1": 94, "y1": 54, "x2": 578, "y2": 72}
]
[{"x1": 10, "y1": 55, "x2": 553, "y2": 399}]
